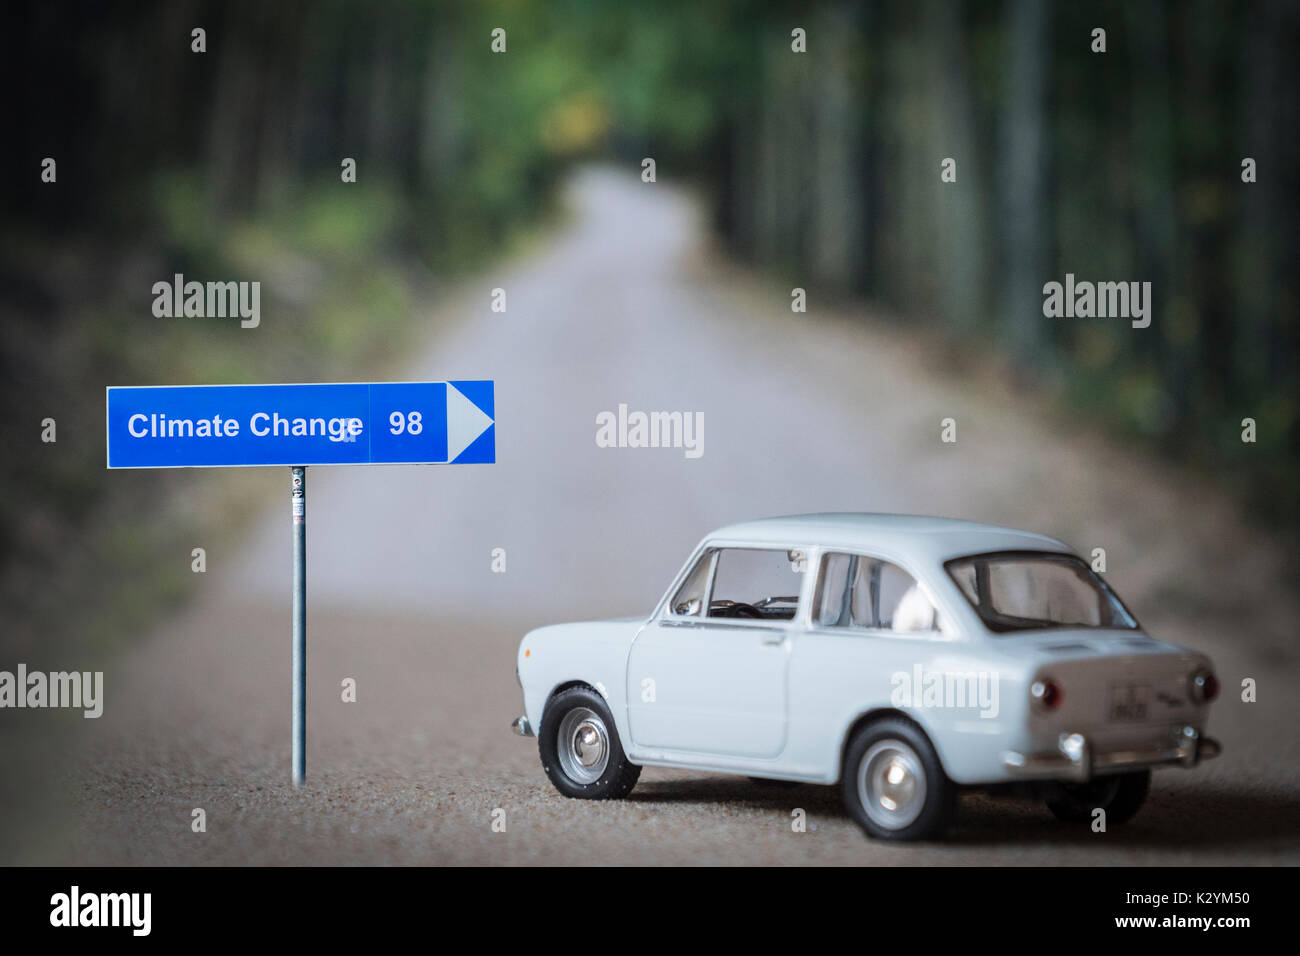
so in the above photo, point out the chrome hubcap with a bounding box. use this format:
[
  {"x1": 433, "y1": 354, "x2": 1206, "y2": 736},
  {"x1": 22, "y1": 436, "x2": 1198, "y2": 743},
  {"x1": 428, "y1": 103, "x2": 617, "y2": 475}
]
[
  {"x1": 857, "y1": 739, "x2": 927, "y2": 830},
  {"x1": 557, "y1": 707, "x2": 609, "y2": 784}
]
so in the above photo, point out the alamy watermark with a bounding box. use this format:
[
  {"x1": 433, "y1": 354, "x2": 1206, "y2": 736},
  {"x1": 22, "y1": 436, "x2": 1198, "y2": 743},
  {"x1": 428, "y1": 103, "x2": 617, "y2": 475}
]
[
  {"x1": 50, "y1": 886, "x2": 150, "y2": 936},
  {"x1": 0, "y1": 665, "x2": 102, "y2": 718},
  {"x1": 1042, "y1": 273, "x2": 1151, "y2": 329},
  {"x1": 595, "y1": 403, "x2": 704, "y2": 459},
  {"x1": 891, "y1": 664, "x2": 999, "y2": 718},
  {"x1": 152, "y1": 273, "x2": 260, "y2": 328}
]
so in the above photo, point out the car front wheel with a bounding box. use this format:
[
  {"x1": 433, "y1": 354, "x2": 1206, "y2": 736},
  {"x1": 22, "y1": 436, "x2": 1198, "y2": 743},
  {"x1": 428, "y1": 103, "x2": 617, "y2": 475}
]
[
  {"x1": 539, "y1": 686, "x2": 641, "y2": 799},
  {"x1": 842, "y1": 717, "x2": 956, "y2": 840}
]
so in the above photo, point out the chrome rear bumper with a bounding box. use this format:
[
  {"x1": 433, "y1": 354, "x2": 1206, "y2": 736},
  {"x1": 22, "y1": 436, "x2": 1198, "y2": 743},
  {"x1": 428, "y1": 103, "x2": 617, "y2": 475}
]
[
  {"x1": 1002, "y1": 725, "x2": 1221, "y2": 783},
  {"x1": 511, "y1": 715, "x2": 534, "y2": 738}
]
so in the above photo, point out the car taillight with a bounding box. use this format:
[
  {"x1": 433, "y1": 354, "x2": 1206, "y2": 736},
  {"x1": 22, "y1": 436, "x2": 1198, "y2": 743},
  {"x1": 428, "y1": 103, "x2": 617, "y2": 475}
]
[
  {"x1": 1189, "y1": 668, "x2": 1219, "y2": 704},
  {"x1": 1030, "y1": 678, "x2": 1062, "y2": 711}
]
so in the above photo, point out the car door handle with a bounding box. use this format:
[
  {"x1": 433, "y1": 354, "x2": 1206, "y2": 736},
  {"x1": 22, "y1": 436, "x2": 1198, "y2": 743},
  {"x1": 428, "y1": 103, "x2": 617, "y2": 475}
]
[{"x1": 761, "y1": 634, "x2": 786, "y2": 647}]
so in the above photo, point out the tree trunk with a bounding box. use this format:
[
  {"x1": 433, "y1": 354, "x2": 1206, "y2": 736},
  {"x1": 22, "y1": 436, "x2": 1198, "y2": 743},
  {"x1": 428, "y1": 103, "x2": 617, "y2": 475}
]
[{"x1": 1002, "y1": 0, "x2": 1049, "y2": 363}]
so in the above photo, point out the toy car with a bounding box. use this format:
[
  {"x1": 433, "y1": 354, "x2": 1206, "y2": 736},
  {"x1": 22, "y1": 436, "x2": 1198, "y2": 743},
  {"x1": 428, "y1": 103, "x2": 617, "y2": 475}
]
[{"x1": 511, "y1": 514, "x2": 1221, "y2": 840}]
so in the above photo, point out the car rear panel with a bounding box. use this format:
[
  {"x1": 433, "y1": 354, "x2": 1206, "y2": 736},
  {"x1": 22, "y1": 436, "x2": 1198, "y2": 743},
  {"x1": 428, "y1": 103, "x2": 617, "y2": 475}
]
[{"x1": 999, "y1": 629, "x2": 1214, "y2": 758}]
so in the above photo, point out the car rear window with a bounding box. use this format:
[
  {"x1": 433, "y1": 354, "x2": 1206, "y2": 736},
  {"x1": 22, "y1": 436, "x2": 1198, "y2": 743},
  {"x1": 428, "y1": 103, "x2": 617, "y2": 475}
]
[{"x1": 944, "y1": 551, "x2": 1137, "y2": 633}]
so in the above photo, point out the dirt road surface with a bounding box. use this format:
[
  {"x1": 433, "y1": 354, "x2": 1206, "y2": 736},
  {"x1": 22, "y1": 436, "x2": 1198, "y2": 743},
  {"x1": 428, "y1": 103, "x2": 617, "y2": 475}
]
[{"x1": 58, "y1": 168, "x2": 1300, "y2": 865}]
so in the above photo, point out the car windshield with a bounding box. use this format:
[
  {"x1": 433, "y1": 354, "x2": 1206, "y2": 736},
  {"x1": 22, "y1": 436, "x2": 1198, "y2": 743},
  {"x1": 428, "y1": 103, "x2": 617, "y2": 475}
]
[{"x1": 944, "y1": 551, "x2": 1137, "y2": 633}]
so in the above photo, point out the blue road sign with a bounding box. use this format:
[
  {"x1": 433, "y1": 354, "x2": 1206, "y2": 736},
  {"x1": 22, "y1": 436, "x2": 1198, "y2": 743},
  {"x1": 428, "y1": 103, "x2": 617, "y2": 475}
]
[{"x1": 106, "y1": 381, "x2": 495, "y2": 468}]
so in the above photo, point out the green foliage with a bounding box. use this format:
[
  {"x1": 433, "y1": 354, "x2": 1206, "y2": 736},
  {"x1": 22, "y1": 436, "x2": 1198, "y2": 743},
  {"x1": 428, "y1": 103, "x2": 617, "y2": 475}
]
[{"x1": 3, "y1": 0, "x2": 1297, "y2": 655}]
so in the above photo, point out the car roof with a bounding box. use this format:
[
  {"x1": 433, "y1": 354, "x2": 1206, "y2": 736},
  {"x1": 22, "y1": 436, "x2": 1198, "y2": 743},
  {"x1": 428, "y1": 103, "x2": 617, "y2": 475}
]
[{"x1": 703, "y1": 513, "x2": 1073, "y2": 564}]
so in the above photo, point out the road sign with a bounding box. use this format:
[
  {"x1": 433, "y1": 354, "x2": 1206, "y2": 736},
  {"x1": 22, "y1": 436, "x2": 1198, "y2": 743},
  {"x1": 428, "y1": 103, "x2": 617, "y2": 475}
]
[
  {"x1": 105, "y1": 379, "x2": 495, "y2": 786},
  {"x1": 106, "y1": 381, "x2": 495, "y2": 468}
]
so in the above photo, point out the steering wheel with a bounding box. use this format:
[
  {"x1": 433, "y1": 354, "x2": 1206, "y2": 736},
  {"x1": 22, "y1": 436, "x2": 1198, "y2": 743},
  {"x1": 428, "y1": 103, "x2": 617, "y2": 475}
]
[{"x1": 728, "y1": 602, "x2": 764, "y2": 619}]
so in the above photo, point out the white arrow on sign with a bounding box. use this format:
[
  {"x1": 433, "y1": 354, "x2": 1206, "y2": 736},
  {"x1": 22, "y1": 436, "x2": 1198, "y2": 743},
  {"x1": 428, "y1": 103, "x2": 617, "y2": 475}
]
[{"x1": 446, "y1": 382, "x2": 494, "y2": 462}]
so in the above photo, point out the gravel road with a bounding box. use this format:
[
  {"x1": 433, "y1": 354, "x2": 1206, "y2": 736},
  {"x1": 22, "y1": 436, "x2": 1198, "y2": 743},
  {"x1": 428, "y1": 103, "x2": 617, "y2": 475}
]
[{"x1": 58, "y1": 167, "x2": 1300, "y2": 865}]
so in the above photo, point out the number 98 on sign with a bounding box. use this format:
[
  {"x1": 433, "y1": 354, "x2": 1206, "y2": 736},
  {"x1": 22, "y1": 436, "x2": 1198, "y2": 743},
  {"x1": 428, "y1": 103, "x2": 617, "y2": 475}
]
[
  {"x1": 389, "y1": 410, "x2": 423, "y2": 435},
  {"x1": 367, "y1": 381, "x2": 493, "y2": 464}
]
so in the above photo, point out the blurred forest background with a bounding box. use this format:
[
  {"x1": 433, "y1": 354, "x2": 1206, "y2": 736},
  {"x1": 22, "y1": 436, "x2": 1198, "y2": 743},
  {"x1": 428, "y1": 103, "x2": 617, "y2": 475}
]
[{"x1": 2, "y1": 0, "x2": 1297, "y2": 653}]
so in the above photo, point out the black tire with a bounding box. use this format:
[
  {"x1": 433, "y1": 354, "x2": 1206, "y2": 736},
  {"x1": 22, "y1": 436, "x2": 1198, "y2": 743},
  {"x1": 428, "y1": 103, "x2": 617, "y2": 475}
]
[
  {"x1": 748, "y1": 776, "x2": 801, "y2": 789},
  {"x1": 1045, "y1": 770, "x2": 1150, "y2": 825},
  {"x1": 841, "y1": 717, "x2": 956, "y2": 841},
  {"x1": 538, "y1": 686, "x2": 641, "y2": 799}
]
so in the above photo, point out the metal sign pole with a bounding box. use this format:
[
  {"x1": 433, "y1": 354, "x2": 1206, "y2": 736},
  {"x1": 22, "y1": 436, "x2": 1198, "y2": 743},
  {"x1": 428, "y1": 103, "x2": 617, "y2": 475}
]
[{"x1": 291, "y1": 466, "x2": 306, "y2": 786}]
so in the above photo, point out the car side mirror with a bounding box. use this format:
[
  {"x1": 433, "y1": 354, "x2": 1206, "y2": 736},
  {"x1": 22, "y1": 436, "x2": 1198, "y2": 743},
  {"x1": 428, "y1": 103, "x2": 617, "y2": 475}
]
[{"x1": 675, "y1": 598, "x2": 701, "y2": 616}]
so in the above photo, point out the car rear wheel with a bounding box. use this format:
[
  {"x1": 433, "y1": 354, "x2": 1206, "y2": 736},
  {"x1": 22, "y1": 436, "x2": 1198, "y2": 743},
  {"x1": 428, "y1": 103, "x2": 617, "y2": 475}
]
[
  {"x1": 539, "y1": 687, "x2": 641, "y2": 799},
  {"x1": 1045, "y1": 769, "x2": 1150, "y2": 825},
  {"x1": 842, "y1": 717, "x2": 956, "y2": 840}
]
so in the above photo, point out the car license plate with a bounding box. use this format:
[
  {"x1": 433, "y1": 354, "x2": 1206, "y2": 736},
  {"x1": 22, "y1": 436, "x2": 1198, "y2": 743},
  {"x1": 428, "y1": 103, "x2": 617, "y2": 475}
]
[{"x1": 1109, "y1": 683, "x2": 1150, "y2": 721}]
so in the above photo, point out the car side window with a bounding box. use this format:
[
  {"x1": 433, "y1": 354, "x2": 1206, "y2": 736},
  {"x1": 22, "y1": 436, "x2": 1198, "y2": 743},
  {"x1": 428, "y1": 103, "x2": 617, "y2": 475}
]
[
  {"x1": 707, "y1": 548, "x2": 804, "y2": 621},
  {"x1": 814, "y1": 552, "x2": 938, "y2": 633},
  {"x1": 670, "y1": 549, "x2": 715, "y2": 616},
  {"x1": 816, "y1": 552, "x2": 854, "y2": 626}
]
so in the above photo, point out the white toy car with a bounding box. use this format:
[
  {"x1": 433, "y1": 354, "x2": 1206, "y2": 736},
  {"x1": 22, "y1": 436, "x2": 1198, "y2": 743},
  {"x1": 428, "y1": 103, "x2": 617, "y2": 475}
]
[{"x1": 512, "y1": 514, "x2": 1221, "y2": 840}]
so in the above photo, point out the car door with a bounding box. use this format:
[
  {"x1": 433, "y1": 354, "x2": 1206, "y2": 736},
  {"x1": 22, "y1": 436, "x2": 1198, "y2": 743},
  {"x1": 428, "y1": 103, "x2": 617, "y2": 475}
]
[{"x1": 625, "y1": 545, "x2": 806, "y2": 759}]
